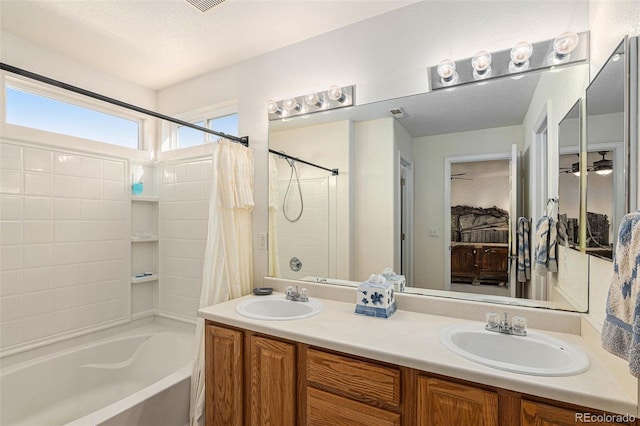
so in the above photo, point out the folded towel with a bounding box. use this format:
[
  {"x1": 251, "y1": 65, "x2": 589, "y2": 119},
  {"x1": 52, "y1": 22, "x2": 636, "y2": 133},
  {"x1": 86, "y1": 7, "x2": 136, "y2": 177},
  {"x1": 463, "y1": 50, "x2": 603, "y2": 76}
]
[
  {"x1": 517, "y1": 217, "x2": 531, "y2": 282},
  {"x1": 602, "y1": 211, "x2": 640, "y2": 377}
]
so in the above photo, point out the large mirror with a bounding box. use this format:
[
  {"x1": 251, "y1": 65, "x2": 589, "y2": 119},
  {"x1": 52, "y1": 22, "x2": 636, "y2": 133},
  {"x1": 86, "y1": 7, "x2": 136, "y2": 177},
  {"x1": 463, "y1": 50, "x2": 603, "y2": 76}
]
[
  {"x1": 558, "y1": 100, "x2": 582, "y2": 250},
  {"x1": 585, "y1": 38, "x2": 631, "y2": 260},
  {"x1": 268, "y1": 63, "x2": 590, "y2": 311}
]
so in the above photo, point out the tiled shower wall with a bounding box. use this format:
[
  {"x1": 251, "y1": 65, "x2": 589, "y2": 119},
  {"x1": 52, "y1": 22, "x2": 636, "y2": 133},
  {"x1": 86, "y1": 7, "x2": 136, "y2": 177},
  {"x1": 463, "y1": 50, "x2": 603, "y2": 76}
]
[
  {"x1": 0, "y1": 142, "x2": 127, "y2": 352},
  {"x1": 276, "y1": 178, "x2": 330, "y2": 280},
  {"x1": 160, "y1": 158, "x2": 212, "y2": 321}
]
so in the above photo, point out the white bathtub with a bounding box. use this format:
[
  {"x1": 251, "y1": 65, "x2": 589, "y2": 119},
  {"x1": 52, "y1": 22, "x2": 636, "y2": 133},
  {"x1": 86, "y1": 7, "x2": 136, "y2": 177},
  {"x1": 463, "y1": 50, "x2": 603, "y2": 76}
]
[{"x1": 1, "y1": 322, "x2": 193, "y2": 426}]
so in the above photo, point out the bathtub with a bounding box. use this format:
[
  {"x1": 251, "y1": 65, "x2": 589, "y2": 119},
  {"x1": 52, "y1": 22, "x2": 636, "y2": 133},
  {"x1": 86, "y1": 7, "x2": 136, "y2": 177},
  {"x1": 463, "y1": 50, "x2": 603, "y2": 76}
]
[{"x1": 0, "y1": 322, "x2": 194, "y2": 426}]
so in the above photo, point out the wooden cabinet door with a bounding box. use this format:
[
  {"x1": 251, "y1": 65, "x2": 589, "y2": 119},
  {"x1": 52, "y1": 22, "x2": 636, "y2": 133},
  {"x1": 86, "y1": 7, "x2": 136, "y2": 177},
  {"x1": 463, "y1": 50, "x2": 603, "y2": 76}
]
[
  {"x1": 205, "y1": 324, "x2": 243, "y2": 426},
  {"x1": 451, "y1": 245, "x2": 477, "y2": 280},
  {"x1": 417, "y1": 377, "x2": 498, "y2": 426},
  {"x1": 478, "y1": 247, "x2": 509, "y2": 282},
  {"x1": 307, "y1": 387, "x2": 401, "y2": 426},
  {"x1": 521, "y1": 400, "x2": 634, "y2": 426},
  {"x1": 248, "y1": 335, "x2": 296, "y2": 426}
]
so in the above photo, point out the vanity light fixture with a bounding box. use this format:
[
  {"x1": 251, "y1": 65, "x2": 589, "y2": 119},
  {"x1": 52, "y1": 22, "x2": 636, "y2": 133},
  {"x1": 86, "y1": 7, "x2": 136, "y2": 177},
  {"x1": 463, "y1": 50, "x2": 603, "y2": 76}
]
[
  {"x1": 550, "y1": 31, "x2": 580, "y2": 64},
  {"x1": 437, "y1": 59, "x2": 459, "y2": 86},
  {"x1": 283, "y1": 98, "x2": 301, "y2": 112},
  {"x1": 593, "y1": 151, "x2": 613, "y2": 176},
  {"x1": 429, "y1": 32, "x2": 588, "y2": 90},
  {"x1": 267, "y1": 100, "x2": 282, "y2": 116},
  {"x1": 509, "y1": 41, "x2": 533, "y2": 72},
  {"x1": 267, "y1": 85, "x2": 355, "y2": 121},
  {"x1": 304, "y1": 92, "x2": 323, "y2": 108},
  {"x1": 471, "y1": 51, "x2": 492, "y2": 80}
]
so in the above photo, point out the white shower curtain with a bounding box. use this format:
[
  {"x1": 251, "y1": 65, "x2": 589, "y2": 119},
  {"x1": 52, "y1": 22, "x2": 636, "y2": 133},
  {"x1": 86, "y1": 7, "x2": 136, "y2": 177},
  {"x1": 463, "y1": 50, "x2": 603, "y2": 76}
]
[
  {"x1": 190, "y1": 139, "x2": 254, "y2": 426},
  {"x1": 268, "y1": 155, "x2": 280, "y2": 277}
]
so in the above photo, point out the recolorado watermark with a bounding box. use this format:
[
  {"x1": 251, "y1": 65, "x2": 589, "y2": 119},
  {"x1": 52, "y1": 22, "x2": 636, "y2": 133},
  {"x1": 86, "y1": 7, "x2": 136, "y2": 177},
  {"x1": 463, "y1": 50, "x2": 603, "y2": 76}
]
[{"x1": 575, "y1": 412, "x2": 635, "y2": 423}]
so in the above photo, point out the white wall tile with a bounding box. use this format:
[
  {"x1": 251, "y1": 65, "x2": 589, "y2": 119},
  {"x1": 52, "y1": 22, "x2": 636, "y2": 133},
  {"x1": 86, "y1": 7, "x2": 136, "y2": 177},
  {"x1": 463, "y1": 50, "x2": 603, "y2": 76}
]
[
  {"x1": 23, "y1": 290, "x2": 54, "y2": 317},
  {"x1": 78, "y1": 261, "x2": 104, "y2": 284},
  {"x1": 96, "y1": 299, "x2": 124, "y2": 322},
  {"x1": 103, "y1": 180, "x2": 124, "y2": 200},
  {"x1": 187, "y1": 162, "x2": 202, "y2": 181},
  {"x1": 24, "y1": 173, "x2": 51, "y2": 196},
  {"x1": 54, "y1": 198, "x2": 80, "y2": 220},
  {"x1": 1, "y1": 170, "x2": 23, "y2": 194},
  {"x1": 54, "y1": 284, "x2": 96, "y2": 310},
  {"x1": 23, "y1": 148, "x2": 52, "y2": 173},
  {"x1": 201, "y1": 160, "x2": 213, "y2": 180},
  {"x1": 103, "y1": 260, "x2": 124, "y2": 280},
  {"x1": 174, "y1": 164, "x2": 188, "y2": 183},
  {"x1": 187, "y1": 182, "x2": 201, "y2": 201},
  {"x1": 80, "y1": 221, "x2": 104, "y2": 241},
  {"x1": 1, "y1": 144, "x2": 22, "y2": 170},
  {"x1": 54, "y1": 222, "x2": 81, "y2": 242},
  {"x1": 102, "y1": 220, "x2": 125, "y2": 241},
  {"x1": 23, "y1": 221, "x2": 53, "y2": 244},
  {"x1": 102, "y1": 201, "x2": 126, "y2": 220},
  {"x1": 80, "y1": 157, "x2": 103, "y2": 179},
  {"x1": 1, "y1": 221, "x2": 23, "y2": 245},
  {"x1": 80, "y1": 199, "x2": 102, "y2": 220},
  {"x1": 54, "y1": 175, "x2": 79, "y2": 198},
  {"x1": 53, "y1": 264, "x2": 81, "y2": 288},
  {"x1": 95, "y1": 280, "x2": 123, "y2": 302},
  {"x1": 1, "y1": 294, "x2": 23, "y2": 322},
  {"x1": 54, "y1": 153, "x2": 80, "y2": 176},
  {"x1": 23, "y1": 267, "x2": 53, "y2": 293},
  {"x1": 24, "y1": 197, "x2": 53, "y2": 220},
  {"x1": 0, "y1": 320, "x2": 23, "y2": 348},
  {"x1": 163, "y1": 165, "x2": 176, "y2": 184},
  {"x1": 103, "y1": 160, "x2": 125, "y2": 181},
  {"x1": 80, "y1": 178, "x2": 103, "y2": 200},
  {"x1": 0, "y1": 196, "x2": 23, "y2": 220},
  {"x1": 54, "y1": 242, "x2": 80, "y2": 265},
  {"x1": 1, "y1": 245, "x2": 22, "y2": 270},
  {"x1": 23, "y1": 244, "x2": 53, "y2": 269},
  {"x1": 103, "y1": 241, "x2": 124, "y2": 260},
  {"x1": 0, "y1": 270, "x2": 22, "y2": 296},
  {"x1": 77, "y1": 241, "x2": 104, "y2": 263},
  {"x1": 23, "y1": 314, "x2": 54, "y2": 341}
]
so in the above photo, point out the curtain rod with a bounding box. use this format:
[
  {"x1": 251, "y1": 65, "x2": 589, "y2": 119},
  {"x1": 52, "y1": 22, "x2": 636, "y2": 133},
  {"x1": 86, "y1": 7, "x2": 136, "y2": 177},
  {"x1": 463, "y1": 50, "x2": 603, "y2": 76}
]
[
  {"x1": 0, "y1": 63, "x2": 249, "y2": 147},
  {"x1": 269, "y1": 149, "x2": 339, "y2": 176}
]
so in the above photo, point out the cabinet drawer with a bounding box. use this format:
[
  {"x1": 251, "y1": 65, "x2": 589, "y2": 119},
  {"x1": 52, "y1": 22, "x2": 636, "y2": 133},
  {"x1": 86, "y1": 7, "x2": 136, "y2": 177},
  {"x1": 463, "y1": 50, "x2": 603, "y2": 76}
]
[
  {"x1": 306, "y1": 348, "x2": 401, "y2": 407},
  {"x1": 307, "y1": 387, "x2": 401, "y2": 426}
]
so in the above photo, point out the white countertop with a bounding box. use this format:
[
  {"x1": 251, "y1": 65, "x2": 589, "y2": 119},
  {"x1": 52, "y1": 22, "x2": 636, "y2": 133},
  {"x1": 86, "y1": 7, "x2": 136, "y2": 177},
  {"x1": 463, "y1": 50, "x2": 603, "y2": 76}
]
[{"x1": 198, "y1": 293, "x2": 636, "y2": 416}]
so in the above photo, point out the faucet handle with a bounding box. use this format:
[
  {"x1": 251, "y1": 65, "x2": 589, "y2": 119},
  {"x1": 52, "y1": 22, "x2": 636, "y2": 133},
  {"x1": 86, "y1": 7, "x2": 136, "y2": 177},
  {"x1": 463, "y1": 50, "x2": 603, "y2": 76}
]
[
  {"x1": 511, "y1": 316, "x2": 527, "y2": 335},
  {"x1": 300, "y1": 287, "x2": 309, "y2": 301},
  {"x1": 485, "y1": 312, "x2": 500, "y2": 330}
]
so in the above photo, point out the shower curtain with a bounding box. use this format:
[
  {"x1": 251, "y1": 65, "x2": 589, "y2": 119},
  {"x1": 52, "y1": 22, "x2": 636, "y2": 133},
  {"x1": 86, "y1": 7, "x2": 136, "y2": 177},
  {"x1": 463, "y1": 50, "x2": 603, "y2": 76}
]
[
  {"x1": 268, "y1": 155, "x2": 280, "y2": 277},
  {"x1": 190, "y1": 139, "x2": 254, "y2": 426}
]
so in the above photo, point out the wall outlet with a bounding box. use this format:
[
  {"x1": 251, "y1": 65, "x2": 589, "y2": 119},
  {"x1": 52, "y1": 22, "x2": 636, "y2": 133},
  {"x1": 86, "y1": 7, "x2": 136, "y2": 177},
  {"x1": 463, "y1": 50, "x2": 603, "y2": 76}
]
[
  {"x1": 259, "y1": 232, "x2": 268, "y2": 250},
  {"x1": 428, "y1": 226, "x2": 440, "y2": 237}
]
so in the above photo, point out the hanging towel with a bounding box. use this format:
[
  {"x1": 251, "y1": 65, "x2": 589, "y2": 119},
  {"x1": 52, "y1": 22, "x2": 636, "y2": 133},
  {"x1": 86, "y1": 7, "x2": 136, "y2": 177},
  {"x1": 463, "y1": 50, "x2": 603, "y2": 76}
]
[
  {"x1": 601, "y1": 211, "x2": 640, "y2": 377},
  {"x1": 517, "y1": 217, "x2": 531, "y2": 282},
  {"x1": 534, "y1": 216, "x2": 558, "y2": 275}
]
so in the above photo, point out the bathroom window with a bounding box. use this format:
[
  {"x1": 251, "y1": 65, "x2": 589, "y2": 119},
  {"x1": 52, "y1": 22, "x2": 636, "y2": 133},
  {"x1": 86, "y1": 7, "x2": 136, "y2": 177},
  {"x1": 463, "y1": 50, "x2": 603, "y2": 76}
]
[
  {"x1": 163, "y1": 103, "x2": 238, "y2": 152},
  {"x1": 4, "y1": 83, "x2": 143, "y2": 150}
]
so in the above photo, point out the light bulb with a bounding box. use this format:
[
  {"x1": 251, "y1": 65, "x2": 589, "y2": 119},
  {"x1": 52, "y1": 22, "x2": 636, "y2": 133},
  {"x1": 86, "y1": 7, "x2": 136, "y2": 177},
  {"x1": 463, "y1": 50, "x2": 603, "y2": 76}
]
[
  {"x1": 437, "y1": 59, "x2": 459, "y2": 85},
  {"x1": 471, "y1": 51, "x2": 492, "y2": 79},
  {"x1": 595, "y1": 169, "x2": 613, "y2": 176},
  {"x1": 305, "y1": 92, "x2": 323, "y2": 107},
  {"x1": 267, "y1": 100, "x2": 281, "y2": 115},
  {"x1": 327, "y1": 85, "x2": 346, "y2": 102},
  {"x1": 509, "y1": 41, "x2": 533, "y2": 72},
  {"x1": 283, "y1": 98, "x2": 301, "y2": 112},
  {"x1": 550, "y1": 31, "x2": 579, "y2": 64}
]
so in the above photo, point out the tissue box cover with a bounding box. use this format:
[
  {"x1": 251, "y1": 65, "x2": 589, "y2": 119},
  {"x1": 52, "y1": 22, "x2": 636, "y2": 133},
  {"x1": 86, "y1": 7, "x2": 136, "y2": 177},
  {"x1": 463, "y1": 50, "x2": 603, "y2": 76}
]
[
  {"x1": 386, "y1": 274, "x2": 406, "y2": 292},
  {"x1": 355, "y1": 281, "x2": 396, "y2": 318}
]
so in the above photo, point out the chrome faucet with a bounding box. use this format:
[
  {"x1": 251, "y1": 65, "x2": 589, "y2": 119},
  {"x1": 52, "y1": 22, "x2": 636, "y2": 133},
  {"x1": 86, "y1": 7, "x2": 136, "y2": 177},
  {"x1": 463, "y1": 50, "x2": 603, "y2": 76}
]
[
  {"x1": 485, "y1": 312, "x2": 527, "y2": 336},
  {"x1": 286, "y1": 286, "x2": 309, "y2": 302}
]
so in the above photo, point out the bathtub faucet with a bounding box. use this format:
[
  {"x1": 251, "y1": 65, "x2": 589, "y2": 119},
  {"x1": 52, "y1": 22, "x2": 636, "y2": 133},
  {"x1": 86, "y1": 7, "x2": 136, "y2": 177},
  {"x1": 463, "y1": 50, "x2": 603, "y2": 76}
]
[{"x1": 286, "y1": 286, "x2": 309, "y2": 302}]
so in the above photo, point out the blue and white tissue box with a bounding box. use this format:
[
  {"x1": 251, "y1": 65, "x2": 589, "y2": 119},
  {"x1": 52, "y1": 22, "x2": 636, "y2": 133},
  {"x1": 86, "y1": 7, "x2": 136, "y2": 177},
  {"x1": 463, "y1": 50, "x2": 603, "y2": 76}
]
[
  {"x1": 354, "y1": 280, "x2": 396, "y2": 318},
  {"x1": 380, "y1": 268, "x2": 406, "y2": 292}
]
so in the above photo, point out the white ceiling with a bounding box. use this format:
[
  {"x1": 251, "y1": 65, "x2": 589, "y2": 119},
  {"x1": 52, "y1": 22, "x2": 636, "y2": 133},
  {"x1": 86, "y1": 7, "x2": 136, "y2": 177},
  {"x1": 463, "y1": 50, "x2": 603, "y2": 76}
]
[{"x1": 0, "y1": 0, "x2": 416, "y2": 90}]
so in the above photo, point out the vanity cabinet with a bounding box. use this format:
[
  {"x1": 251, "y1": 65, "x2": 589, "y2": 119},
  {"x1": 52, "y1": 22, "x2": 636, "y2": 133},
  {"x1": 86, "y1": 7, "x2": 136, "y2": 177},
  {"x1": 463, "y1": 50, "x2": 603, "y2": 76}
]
[
  {"x1": 521, "y1": 400, "x2": 634, "y2": 426},
  {"x1": 247, "y1": 335, "x2": 296, "y2": 425},
  {"x1": 205, "y1": 322, "x2": 632, "y2": 426},
  {"x1": 451, "y1": 243, "x2": 508, "y2": 285},
  {"x1": 417, "y1": 377, "x2": 498, "y2": 426}
]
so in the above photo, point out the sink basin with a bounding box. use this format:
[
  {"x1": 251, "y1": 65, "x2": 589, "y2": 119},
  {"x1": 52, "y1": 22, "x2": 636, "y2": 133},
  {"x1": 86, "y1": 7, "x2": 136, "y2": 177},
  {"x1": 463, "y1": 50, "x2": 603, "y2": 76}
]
[
  {"x1": 440, "y1": 323, "x2": 589, "y2": 376},
  {"x1": 235, "y1": 295, "x2": 323, "y2": 321}
]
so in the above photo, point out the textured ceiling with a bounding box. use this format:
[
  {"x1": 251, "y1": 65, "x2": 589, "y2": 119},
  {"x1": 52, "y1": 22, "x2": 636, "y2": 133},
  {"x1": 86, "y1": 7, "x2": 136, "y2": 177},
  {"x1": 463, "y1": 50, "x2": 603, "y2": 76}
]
[{"x1": 0, "y1": 0, "x2": 415, "y2": 90}]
